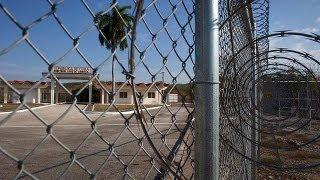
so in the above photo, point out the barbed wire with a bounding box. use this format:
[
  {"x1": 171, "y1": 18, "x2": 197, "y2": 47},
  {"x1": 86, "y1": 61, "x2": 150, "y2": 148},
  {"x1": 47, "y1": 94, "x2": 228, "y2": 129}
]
[
  {"x1": 220, "y1": 6, "x2": 320, "y2": 176},
  {"x1": 218, "y1": 0, "x2": 270, "y2": 178}
]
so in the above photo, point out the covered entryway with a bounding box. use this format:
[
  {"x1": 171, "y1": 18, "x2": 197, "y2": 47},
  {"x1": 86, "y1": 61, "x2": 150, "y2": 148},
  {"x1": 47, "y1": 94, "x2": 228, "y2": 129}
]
[{"x1": 72, "y1": 87, "x2": 101, "y2": 103}]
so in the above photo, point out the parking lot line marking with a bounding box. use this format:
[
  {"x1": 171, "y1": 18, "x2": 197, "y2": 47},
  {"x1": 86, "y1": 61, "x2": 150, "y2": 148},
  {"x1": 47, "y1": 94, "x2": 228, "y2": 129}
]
[{"x1": 0, "y1": 122, "x2": 187, "y2": 128}]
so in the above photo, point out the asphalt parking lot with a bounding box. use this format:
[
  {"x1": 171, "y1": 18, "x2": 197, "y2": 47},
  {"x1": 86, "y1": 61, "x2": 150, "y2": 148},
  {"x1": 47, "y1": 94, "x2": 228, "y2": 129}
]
[{"x1": 0, "y1": 104, "x2": 194, "y2": 179}]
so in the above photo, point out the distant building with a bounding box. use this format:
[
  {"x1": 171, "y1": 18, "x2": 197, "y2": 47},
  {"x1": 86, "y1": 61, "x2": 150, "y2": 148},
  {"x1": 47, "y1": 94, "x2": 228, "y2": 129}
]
[
  {"x1": 0, "y1": 80, "x2": 168, "y2": 105},
  {"x1": 98, "y1": 82, "x2": 168, "y2": 105},
  {"x1": 0, "y1": 66, "x2": 170, "y2": 105},
  {"x1": 0, "y1": 80, "x2": 48, "y2": 104}
]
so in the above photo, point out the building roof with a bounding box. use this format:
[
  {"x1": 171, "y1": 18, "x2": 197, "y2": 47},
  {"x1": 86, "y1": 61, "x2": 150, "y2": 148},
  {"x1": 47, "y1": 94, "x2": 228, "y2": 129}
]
[
  {"x1": 0, "y1": 80, "x2": 48, "y2": 88},
  {"x1": 8, "y1": 80, "x2": 45, "y2": 85},
  {"x1": 1, "y1": 80, "x2": 169, "y2": 90},
  {"x1": 96, "y1": 81, "x2": 169, "y2": 89}
]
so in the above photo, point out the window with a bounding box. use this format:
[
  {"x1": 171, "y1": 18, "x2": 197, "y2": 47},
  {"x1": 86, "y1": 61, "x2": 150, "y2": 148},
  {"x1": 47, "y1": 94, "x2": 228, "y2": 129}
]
[
  {"x1": 119, "y1": 92, "x2": 127, "y2": 98},
  {"x1": 0, "y1": 87, "x2": 3, "y2": 102},
  {"x1": 148, "y1": 92, "x2": 155, "y2": 98}
]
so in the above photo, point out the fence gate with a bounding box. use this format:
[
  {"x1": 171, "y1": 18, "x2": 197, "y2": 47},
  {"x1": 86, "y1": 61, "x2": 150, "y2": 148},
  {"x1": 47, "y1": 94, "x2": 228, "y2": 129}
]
[{"x1": 1, "y1": 0, "x2": 320, "y2": 179}]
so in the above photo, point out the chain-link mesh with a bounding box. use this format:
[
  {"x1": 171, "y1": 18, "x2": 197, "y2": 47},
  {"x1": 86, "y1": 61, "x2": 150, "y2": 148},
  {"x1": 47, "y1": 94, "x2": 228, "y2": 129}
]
[
  {"x1": 219, "y1": 0, "x2": 320, "y2": 179},
  {"x1": 0, "y1": 0, "x2": 195, "y2": 179},
  {"x1": 2, "y1": 0, "x2": 319, "y2": 179},
  {"x1": 219, "y1": 0, "x2": 269, "y2": 179}
]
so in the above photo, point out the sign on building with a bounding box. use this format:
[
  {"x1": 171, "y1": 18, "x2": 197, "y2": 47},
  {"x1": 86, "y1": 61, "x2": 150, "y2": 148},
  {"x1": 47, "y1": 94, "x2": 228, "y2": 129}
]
[{"x1": 53, "y1": 66, "x2": 93, "y2": 74}]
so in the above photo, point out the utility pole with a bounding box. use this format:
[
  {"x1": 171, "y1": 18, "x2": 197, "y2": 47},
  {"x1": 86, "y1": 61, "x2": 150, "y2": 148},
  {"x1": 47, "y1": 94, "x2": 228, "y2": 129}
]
[{"x1": 161, "y1": 71, "x2": 164, "y2": 82}]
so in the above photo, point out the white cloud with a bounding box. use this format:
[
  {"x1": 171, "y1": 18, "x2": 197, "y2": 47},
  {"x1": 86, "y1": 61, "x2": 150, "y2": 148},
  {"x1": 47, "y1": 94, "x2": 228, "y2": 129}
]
[
  {"x1": 316, "y1": 17, "x2": 320, "y2": 23},
  {"x1": 293, "y1": 42, "x2": 305, "y2": 51},
  {"x1": 293, "y1": 42, "x2": 320, "y2": 59},
  {"x1": 283, "y1": 42, "x2": 320, "y2": 74},
  {"x1": 297, "y1": 27, "x2": 319, "y2": 33},
  {"x1": 269, "y1": 38, "x2": 281, "y2": 49},
  {"x1": 273, "y1": 21, "x2": 285, "y2": 29}
]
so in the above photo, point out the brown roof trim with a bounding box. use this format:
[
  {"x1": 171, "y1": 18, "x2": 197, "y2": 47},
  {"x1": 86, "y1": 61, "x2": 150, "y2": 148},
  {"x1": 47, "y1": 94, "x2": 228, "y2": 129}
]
[
  {"x1": 5, "y1": 80, "x2": 48, "y2": 88},
  {"x1": 96, "y1": 81, "x2": 169, "y2": 88},
  {"x1": 2, "y1": 80, "x2": 168, "y2": 89},
  {"x1": 94, "y1": 81, "x2": 169, "y2": 89}
]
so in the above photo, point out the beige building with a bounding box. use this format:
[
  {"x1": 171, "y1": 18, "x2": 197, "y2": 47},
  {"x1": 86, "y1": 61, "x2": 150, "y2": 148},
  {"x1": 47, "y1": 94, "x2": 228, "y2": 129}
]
[
  {"x1": 0, "y1": 80, "x2": 48, "y2": 104},
  {"x1": 0, "y1": 80, "x2": 168, "y2": 105},
  {"x1": 95, "y1": 82, "x2": 168, "y2": 105}
]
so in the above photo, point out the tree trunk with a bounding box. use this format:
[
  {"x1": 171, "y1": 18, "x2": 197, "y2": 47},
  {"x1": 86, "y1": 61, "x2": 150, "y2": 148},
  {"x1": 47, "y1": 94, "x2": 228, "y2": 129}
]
[
  {"x1": 111, "y1": 48, "x2": 116, "y2": 103},
  {"x1": 110, "y1": 0, "x2": 116, "y2": 103}
]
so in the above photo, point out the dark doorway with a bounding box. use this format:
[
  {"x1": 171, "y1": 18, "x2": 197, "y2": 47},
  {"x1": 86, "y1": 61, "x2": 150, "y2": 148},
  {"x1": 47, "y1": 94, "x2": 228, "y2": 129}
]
[{"x1": 73, "y1": 87, "x2": 100, "y2": 103}]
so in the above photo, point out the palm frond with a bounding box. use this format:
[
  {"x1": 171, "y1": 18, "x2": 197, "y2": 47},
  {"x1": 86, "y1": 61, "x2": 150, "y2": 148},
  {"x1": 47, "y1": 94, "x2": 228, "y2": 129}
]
[{"x1": 95, "y1": 3, "x2": 133, "y2": 51}]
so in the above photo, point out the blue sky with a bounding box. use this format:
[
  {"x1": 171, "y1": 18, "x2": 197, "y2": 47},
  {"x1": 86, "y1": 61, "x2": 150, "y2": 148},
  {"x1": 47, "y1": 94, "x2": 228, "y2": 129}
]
[
  {"x1": 0, "y1": 0, "x2": 319, "y2": 82},
  {"x1": 0, "y1": 0, "x2": 194, "y2": 83},
  {"x1": 269, "y1": 0, "x2": 320, "y2": 72},
  {"x1": 270, "y1": 0, "x2": 320, "y2": 32}
]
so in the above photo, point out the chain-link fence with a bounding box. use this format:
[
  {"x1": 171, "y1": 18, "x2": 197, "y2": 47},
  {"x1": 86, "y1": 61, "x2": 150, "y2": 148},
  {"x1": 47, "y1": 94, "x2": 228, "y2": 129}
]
[
  {"x1": 1, "y1": 0, "x2": 320, "y2": 179},
  {"x1": 0, "y1": 0, "x2": 195, "y2": 179},
  {"x1": 218, "y1": 0, "x2": 269, "y2": 179},
  {"x1": 219, "y1": 0, "x2": 320, "y2": 179}
]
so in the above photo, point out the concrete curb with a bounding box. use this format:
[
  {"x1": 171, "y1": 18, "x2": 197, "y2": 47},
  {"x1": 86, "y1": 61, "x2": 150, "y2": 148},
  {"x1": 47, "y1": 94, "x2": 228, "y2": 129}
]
[
  {"x1": 0, "y1": 104, "x2": 56, "y2": 115},
  {"x1": 85, "y1": 105, "x2": 168, "y2": 115}
]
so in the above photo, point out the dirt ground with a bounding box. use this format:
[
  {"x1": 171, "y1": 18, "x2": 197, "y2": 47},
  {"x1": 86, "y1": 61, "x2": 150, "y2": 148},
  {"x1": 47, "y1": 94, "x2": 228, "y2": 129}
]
[
  {"x1": 0, "y1": 104, "x2": 194, "y2": 179},
  {"x1": 2, "y1": 104, "x2": 318, "y2": 179},
  {"x1": 93, "y1": 104, "x2": 160, "y2": 112},
  {"x1": 0, "y1": 103, "x2": 44, "y2": 112},
  {"x1": 257, "y1": 118, "x2": 320, "y2": 179}
]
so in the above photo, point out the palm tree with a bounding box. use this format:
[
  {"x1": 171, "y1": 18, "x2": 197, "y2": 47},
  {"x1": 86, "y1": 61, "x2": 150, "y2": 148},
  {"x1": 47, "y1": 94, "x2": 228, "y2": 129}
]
[{"x1": 95, "y1": 1, "x2": 133, "y2": 102}]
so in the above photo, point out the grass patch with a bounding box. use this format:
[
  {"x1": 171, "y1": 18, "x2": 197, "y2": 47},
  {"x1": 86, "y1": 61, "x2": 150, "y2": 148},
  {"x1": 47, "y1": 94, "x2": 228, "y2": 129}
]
[
  {"x1": 283, "y1": 150, "x2": 320, "y2": 160},
  {"x1": 261, "y1": 137, "x2": 291, "y2": 148},
  {"x1": 258, "y1": 152, "x2": 320, "y2": 179},
  {"x1": 289, "y1": 133, "x2": 311, "y2": 143},
  {"x1": 0, "y1": 103, "x2": 43, "y2": 112},
  {"x1": 257, "y1": 168, "x2": 312, "y2": 180},
  {"x1": 260, "y1": 149, "x2": 320, "y2": 168},
  {"x1": 93, "y1": 104, "x2": 161, "y2": 112},
  {"x1": 260, "y1": 151, "x2": 281, "y2": 165}
]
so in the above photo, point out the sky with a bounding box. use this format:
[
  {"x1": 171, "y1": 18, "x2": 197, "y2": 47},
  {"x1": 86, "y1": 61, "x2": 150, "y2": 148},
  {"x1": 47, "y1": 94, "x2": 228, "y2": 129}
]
[
  {"x1": 0, "y1": 0, "x2": 194, "y2": 83},
  {"x1": 269, "y1": 0, "x2": 320, "y2": 33},
  {"x1": 269, "y1": 0, "x2": 320, "y2": 73},
  {"x1": 0, "y1": 0, "x2": 320, "y2": 82}
]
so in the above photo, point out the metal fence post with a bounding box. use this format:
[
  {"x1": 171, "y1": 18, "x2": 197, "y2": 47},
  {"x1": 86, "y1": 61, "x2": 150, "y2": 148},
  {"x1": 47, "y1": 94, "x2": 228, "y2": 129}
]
[
  {"x1": 51, "y1": 75, "x2": 55, "y2": 104},
  {"x1": 88, "y1": 82, "x2": 92, "y2": 104},
  {"x1": 3, "y1": 85, "x2": 8, "y2": 103},
  {"x1": 250, "y1": 50, "x2": 258, "y2": 180},
  {"x1": 195, "y1": 0, "x2": 220, "y2": 179}
]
